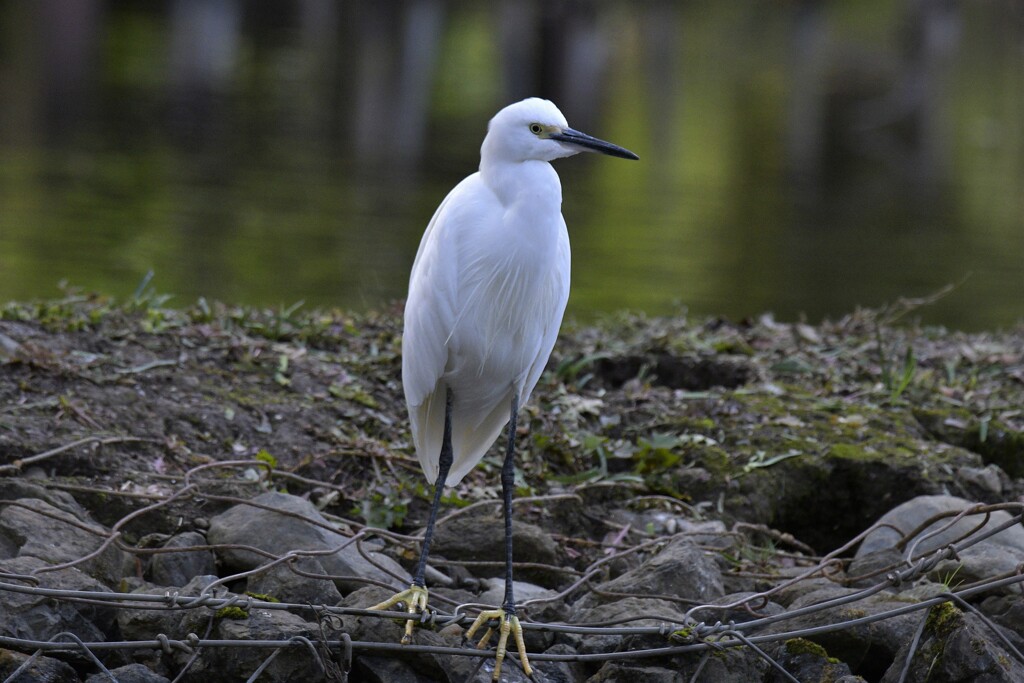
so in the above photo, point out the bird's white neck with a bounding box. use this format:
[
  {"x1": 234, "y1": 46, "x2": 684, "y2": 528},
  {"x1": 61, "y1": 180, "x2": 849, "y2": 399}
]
[{"x1": 479, "y1": 158, "x2": 563, "y2": 209}]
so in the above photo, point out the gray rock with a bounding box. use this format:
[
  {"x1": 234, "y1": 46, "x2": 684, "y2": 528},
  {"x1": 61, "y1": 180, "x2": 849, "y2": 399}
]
[
  {"x1": 702, "y1": 591, "x2": 786, "y2": 625},
  {"x1": 0, "y1": 498, "x2": 126, "y2": 586},
  {"x1": 586, "y1": 663, "x2": 685, "y2": 683},
  {"x1": 569, "y1": 597, "x2": 688, "y2": 656},
  {"x1": 588, "y1": 646, "x2": 768, "y2": 683},
  {"x1": 929, "y1": 543, "x2": 1024, "y2": 594},
  {"x1": 539, "y1": 643, "x2": 589, "y2": 683},
  {"x1": 245, "y1": 556, "x2": 343, "y2": 609},
  {"x1": 767, "y1": 638, "x2": 856, "y2": 682},
  {"x1": 847, "y1": 547, "x2": 903, "y2": 588},
  {"x1": 443, "y1": 653, "x2": 535, "y2": 683},
  {"x1": 85, "y1": 663, "x2": 169, "y2": 683},
  {"x1": 768, "y1": 584, "x2": 920, "y2": 681},
  {"x1": 579, "y1": 535, "x2": 724, "y2": 610},
  {"x1": 881, "y1": 606, "x2": 1024, "y2": 682},
  {"x1": 178, "y1": 608, "x2": 325, "y2": 683},
  {"x1": 956, "y1": 464, "x2": 1005, "y2": 496},
  {"x1": 207, "y1": 491, "x2": 409, "y2": 593},
  {"x1": 0, "y1": 647, "x2": 80, "y2": 683},
  {"x1": 980, "y1": 595, "x2": 1024, "y2": 653},
  {"x1": 0, "y1": 556, "x2": 116, "y2": 643},
  {"x1": 432, "y1": 511, "x2": 562, "y2": 587},
  {"x1": 149, "y1": 532, "x2": 215, "y2": 587},
  {"x1": 855, "y1": 495, "x2": 1024, "y2": 598},
  {"x1": 856, "y1": 495, "x2": 1024, "y2": 558},
  {"x1": 0, "y1": 480, "x2": 87, "y2": 517},
  {"x1": 770, "y1": 575, "x2": 849, "y2": 608},
  {"x1": 353, "y1": 656, "x2": 436, "y2": 682},
  {"x1": 117, "y1": 575, "x2": 223, "y2": 643}
]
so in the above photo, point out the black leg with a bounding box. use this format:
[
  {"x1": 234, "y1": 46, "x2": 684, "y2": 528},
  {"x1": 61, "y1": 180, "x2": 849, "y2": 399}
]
[
  {"x1": 462, "y1": 391, "x2": 533, "y2": 680},
  {"x1": 412, "y1": 388, "x2": 453, "y2": 588},
  {"x1": 501, "y1": 392, "x2": 520, "y2": 614}
]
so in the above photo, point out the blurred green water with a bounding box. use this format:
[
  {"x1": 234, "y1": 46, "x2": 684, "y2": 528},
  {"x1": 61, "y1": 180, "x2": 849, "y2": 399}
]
[{"x1": 0, "y1": 1, "x2": 1020, "y2": 330}]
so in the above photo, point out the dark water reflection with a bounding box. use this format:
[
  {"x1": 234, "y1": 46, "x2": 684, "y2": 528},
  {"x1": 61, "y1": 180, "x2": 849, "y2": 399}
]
[{"x1": 0, "y1": 1, "x2": 1021, "y2": 330}]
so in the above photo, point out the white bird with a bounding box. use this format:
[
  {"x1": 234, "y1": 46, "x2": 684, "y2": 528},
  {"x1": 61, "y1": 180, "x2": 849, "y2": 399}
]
[{"x1": 371, "y1": 97, "x2": 637, "y2": 679}]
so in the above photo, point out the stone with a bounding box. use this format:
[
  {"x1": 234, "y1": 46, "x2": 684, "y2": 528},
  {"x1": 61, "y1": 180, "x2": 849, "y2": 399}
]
[
  {"x1": 979, "y1": 595, "x2": 1024, "y2": 654},
  {"x1": 0, "y1": 648, "x2": 80, "y2": 683},
  {"x1": 431, "y1": 511, "x2": 562, "y2": 587},
  {"x1": 539, "y1": 643, "x2": 589, "y2": 683},
  {"x1": 352, "y1": 656, "x2": 436, "y2": 682},
  {"x1": 929, "y1": 543, "x2": 1024, "y2": 594},
  {"x1": 569, "y1": 597, "x2": 688, "y2": 656},
  {"x1": 702, "y1": 591, "x2": 786, "y2": 625},
  {"x1": 856, "y1": 495, "x2": 1024, "y2": 558},
  {"x1": 85, "y1": 663, "x2": 169, "y2": 683},
  {"x1": 586, "y1": 663, "x2": 685, "y2": 682},
  {"x1": 854, "y1": 495, "x2": 1024, "y2": 597},
  {"x1": 767, "y1": 638, "x2": 856, "y2": 683},
  {"x1": 0, "y1": 556, "x2": 117, "y2": 643},
  {"x1": 0, "y1": 498, "x2": 126, "y2": 586},
  {"x1": 0, "y1": 480, "x2": 88, "y2": 517},
  {"x1": 956, "y1": 464, "x2": 1005, "y2": 496},
  {"x1": 177, "y1": 608, "x2": 324, "y2": 683},
  {"x1": 880, "y1": 605, "x2": 1024, "y2": 682},
  {"x1": 117, "y1": 575, "x2": 223, "y2": 643},
  {"x1": 769, "y1": 576, "x2": 849, "y2": 608},
  {"x1": 767, "y1": 584, "x2": 920, "y2": 681},
  {"x1": 579, "y1": 535, "x2": 724, "y2": 611},
  {"x1": 207, "y1": 491, "x2": 409, "y2": 593},
  {"x1": 847, "y1": 547, "x2": 903, "y2": 588},
  {"x1": 588, "y1": 646, "x2": 769, "y2": 683},
  {"x1": 149, "y1": 531, "x2": 215, "y2": 587},
  {"x1": 244, "y1": 556, "x2": 343, "y2": 610}
]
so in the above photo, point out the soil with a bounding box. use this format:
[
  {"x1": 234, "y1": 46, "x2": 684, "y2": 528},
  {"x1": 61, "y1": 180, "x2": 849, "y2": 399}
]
[{"x1": 1, "y1": 289, "x2": 1022, "y2": 550}]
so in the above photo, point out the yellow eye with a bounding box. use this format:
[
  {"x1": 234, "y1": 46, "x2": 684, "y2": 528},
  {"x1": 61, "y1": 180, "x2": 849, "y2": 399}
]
[{"x1": 529, "y1": 123, "x2": 543, "y2": 135}]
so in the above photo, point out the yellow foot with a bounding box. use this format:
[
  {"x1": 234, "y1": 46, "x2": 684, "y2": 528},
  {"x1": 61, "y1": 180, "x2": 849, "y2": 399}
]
[
  {"x1": 369, "y1": 584, "x2": 429, "y2": 645},
  {"x1": 465, "y1": 608, "x2": 533, "y2": 680}
]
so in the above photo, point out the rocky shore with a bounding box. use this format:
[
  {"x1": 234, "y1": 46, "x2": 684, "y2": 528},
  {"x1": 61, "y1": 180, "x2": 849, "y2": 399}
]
[{"x1": 1, "y1": 292, "x2": 1022, "y2": 682}]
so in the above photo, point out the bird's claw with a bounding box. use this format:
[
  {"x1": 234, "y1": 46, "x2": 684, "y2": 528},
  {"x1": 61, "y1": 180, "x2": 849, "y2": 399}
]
[
  {"x1": 465, "y1": 608, "x2": 533, "y2": 680},
  {"x1": 369, "y1": 584, "x2": 429, "y2": 644}
]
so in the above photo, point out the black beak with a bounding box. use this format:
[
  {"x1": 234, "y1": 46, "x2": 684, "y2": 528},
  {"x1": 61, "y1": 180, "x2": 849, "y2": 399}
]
[{"x1": 550, "y1": 128, "x2": 639, "y2": 160}]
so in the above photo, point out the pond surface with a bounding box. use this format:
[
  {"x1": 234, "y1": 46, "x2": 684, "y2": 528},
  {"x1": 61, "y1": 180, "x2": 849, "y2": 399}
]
[{"x1": 1, "y1": 1, "x2": 1021, "y2": 330}]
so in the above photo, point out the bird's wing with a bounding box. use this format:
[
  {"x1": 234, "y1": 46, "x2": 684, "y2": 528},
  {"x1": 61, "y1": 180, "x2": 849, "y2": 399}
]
[
  {"x1": 402, "y1": 174, "x2": 487, "y2": 482},
  {"x1": 401, "y1": 176, "x2": 472, "y2": 406},
  {"x1": 519, "y1": 218, "x2": 571, "y2": 407}
]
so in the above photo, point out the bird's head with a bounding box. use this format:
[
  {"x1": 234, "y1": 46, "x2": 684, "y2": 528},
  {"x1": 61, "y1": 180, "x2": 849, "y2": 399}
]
[{"x1": 482, "y1": 98, "x2": 638, "y2": 164}]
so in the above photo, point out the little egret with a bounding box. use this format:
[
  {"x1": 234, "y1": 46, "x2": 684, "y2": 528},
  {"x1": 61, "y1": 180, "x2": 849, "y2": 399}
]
[{"x1": 371, "y1": 97, "x2": 637, "y2": 679}]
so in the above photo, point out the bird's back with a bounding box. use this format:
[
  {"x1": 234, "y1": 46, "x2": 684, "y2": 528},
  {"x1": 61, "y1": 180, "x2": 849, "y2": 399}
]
[{"x1": 402, "y1": 170, "x2": 570, "y2": 485}]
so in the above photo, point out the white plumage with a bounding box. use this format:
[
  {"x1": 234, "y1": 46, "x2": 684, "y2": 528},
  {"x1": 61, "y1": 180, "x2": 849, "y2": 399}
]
[{"x1": 403, "y1": 99, "x2": 574, "y2": 485}]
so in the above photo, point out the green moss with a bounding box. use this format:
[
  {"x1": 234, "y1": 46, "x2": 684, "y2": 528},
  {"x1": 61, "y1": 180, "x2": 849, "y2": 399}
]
[
  {"x1": 254, "y1": 449, "x2": 278, "y2": 469},
  {"x1": 695, "y1": 445, "x2": 732, "y2": 476},
  {"x1": 669, "y1": 625, "x2": 696, "y2": 642},
  {"x1": 925, "y1": 601, "x2": 961, "y2": 637},
  {"x1": 215, "y1": 606, "x2": 250, "y2": 619},
  {"x1": 784, "y1": 637, "x2": 840, "y2": 663},
  {"x1": 827, "y1": 443, "x2": 882, "y2": 461},
  {"x1": 244, "y1": 591, "x2": 279, "y2": 603}
]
